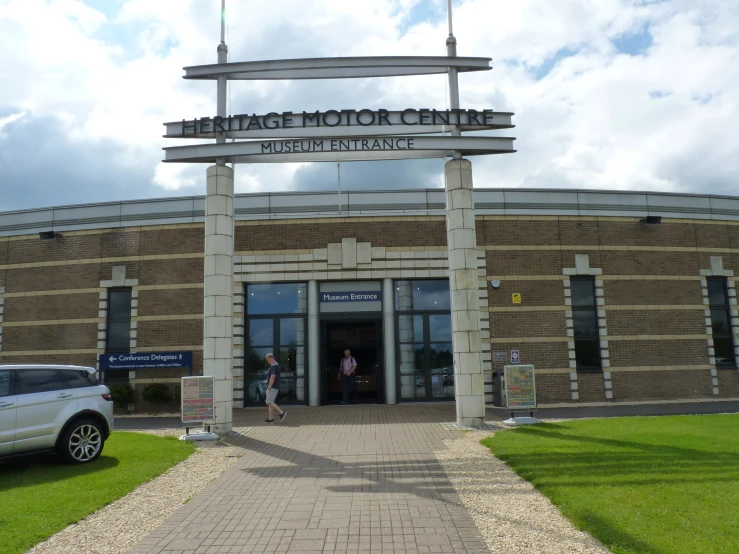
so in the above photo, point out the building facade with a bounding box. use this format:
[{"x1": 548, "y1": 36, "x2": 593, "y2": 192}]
[{"x1": 1, "y1": 188, "x2": 738, "y2": 408}]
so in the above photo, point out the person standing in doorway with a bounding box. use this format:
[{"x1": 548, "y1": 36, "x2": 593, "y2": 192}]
[
  {"x1": 264, "y1": 353, "x2": 287, "y2": 423},
  {"x1": 338, "y1": 349, "x2": 358, "y2": 405}
]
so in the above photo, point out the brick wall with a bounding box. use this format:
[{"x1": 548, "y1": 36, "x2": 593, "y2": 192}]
[
  {"x1": 487, "y1": 280, "x2": 564, "y2": 306},
  {"x1": 2, "y1": 324, "x2": 99, "y2": 351},
  {"x1": 235, "y1": 219, "x2": 448, "y2": 251},
  {"x1": 137, "y1": 289, "x2": 203, "y2": 317},
  {"x1": 611, "y1": 370, "x2": 713, "y2": 400},
  {"x1": 603, "y1": 280, "x2": 701, "y2": 305},
  {"x1": 3, "y1": 293, "x2": 99, "y2": 321},
  {"x1": 490, "y1": 311, "x2": 566, "y2": 338},
  {"x1": 136, "y1": 320, "x2": 202, "y2": 348},
  {"x1": 535, "y1": 374, "x2": 573, "y2": 404},
  {"x1": 490, "y1": 341, "x2": 570, "y2": 370},
  {"x1": 606, "y1": 310, "x2": 705, "y2": 336},
  {"x1": 2, "y1": 216, "x2": 739, "y2": 406}
]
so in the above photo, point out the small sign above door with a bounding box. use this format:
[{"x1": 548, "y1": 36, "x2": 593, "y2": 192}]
[{"x1": 321, "y1": 291, "x2": 380, "y2": 302}]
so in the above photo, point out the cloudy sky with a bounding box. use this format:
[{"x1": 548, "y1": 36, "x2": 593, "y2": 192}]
[{"x1": 0, "y1": 0, "x2": 737, "y2": 211}]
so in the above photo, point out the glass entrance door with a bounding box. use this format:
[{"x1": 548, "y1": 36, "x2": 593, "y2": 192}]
[{"x1": 322, "y1": 319, "x2": 382, "y2": 404}]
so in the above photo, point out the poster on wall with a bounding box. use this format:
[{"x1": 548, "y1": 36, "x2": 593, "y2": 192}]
[
  {"x1": 181, "y1": 376, "x2": 215, "y2": 424},
  {"x1": 503, "y1": 364, "x2": 536, "y2": 409}
]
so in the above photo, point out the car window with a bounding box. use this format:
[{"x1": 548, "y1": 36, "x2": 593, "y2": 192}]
[
  {"x1": 15, "y1": 370, "x2": 69, "y2": 395},
  {"x1": 61, "y1": 369, "x2": 97, "y2": 388},
  {"x1": 0, "y1": 371, "x2": 10, "y2": 397}
]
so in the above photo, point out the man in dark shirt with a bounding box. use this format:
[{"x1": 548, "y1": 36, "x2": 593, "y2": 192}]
[{"x1": 264, "y1": 353, "x2": 286, "y2": 423}]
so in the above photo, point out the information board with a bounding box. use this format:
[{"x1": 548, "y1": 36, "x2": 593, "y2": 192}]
[
  {"x1": 503, "y1": 364, "x2": 536, "y2": 409},
  {"x1": 181, "y1": 376, "x2": 215, "y2": 424}
]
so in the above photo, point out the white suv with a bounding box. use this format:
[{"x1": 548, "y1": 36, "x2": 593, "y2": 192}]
[{"x1": 0, "y1": 365, "x2": 114, "y2": 464}]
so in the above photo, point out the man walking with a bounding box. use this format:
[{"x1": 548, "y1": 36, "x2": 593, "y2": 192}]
[
  {"x1": 264, "y1": 353, "x2": 286, "y2": 423},
  {"x1": 338, "y1": 349, "x2": 358, "y2": 405}
]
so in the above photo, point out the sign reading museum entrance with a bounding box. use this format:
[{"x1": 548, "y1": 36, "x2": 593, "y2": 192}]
[{"x1": 321, "y1": 291, "x2": 380, "y2": 303}]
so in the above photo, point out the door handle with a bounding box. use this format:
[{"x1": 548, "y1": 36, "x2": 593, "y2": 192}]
[
  {"x1": 57, "y1": 393, "x2": 73, "y2": 398},
  {"x1": 0, "y1": 402, "x2": 14, "y2": 407}
]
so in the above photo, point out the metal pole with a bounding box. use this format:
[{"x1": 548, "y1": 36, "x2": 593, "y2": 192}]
[
  {"x1": 337, "y1": 161, "x2": 342, "y2": 213},
  {"x1": 216, "y1": 0, "x2": 228, "y2": 165},
  {"x1": 446, "y1": 0, "x2": 461, "y2": 159}
]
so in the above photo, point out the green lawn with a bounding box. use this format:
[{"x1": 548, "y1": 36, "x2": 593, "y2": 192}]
[
  {"x1": 482, "y1": 415, "x2": 739, "y2": 554},
  {"x1": 0, "y1": 432, "x2": 195, "y2": 554}
]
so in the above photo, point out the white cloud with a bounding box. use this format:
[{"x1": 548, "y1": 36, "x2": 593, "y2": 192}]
[{"x1": 0, "y1": 0, "x2": 737, "y2": 208}]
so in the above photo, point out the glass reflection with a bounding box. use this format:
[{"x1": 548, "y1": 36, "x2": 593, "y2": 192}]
[
  {"x1": 570, "y1": 279, "x2": 595, "y2": 307},
  {"x1": 247, "y1": 283, "x2": 307, "y2": 315},
  {"x1": 249, "y1": 319, "x2": 273, "y2": 346},
  {"x1": 395, "y1": 280, "x2": 450, "y2": 311},
  {"x1": 429, "y1": 315, "x2": 452, "y2": 342}
]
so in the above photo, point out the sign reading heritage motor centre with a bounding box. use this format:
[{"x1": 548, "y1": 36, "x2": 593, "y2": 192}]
[{"x1": 164, "y1": 108, "x2": 514, "y2": 139}]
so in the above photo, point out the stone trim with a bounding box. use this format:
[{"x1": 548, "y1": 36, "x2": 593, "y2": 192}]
[
  {"x1": 232, "y1": 284, "x2": 245, "y2": 408},
  {"x1": 478, "y1": 252, "x2": 492, "y2": 402},
  {"x1": 2, "y1": 288, "x2": 103, "y2": 298},
  {"x1": 5, "y1": 349, "x2": 100, "y2": 356},
  {"x1": 699, "y1": 256, "x2": 738, "y2": 396},
  {"x1": 482, "y1": 244, "x2": 739, "y2": 253},
  {"x1": 2, "y1": 318, "x2": 103, "y2": 327},
  {"x1": 486, "y1": 304, "x2": 706, "y2": 312},
  {"x1": 487, "y1": 275, "x2": 704, "y2": 281},
  {"x1": 563, "y1": 254, "x2": 611, "y2": 400},
  {"x1": 0, "y1": 252, "x2": 202, "y2": 272}
]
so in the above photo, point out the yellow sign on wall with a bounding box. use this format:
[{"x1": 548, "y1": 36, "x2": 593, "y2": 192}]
[{"x1": 512, "y1": 293, "x2": 521, "y2": 304}]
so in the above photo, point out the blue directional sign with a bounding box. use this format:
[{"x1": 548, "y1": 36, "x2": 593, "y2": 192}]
[{"x1": 99, "y1": 351, "x2": 193, "y2": 370}]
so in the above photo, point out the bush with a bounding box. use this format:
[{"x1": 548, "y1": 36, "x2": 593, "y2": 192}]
[
  {"x1": 141, "y1": 383, "x2": 172, "y2": 412},
  {"x1": 109, "y1": 384, "x2": 136, "y2": 407}
]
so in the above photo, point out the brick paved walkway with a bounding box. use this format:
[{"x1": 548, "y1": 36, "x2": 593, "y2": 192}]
[{"x1": 128, "y1": 404, "x2": 491, "y2": 554}]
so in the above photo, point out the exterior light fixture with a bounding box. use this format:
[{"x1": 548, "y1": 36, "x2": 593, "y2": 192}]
[
  {"x1": 39, "y1": 231, "x2": 62, "y2": 240},
  {"x1": 640, "y1": 216, "x2": 662, "y2": 226}
]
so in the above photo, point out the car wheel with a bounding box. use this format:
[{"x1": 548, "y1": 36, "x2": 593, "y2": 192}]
[{"x1": 58, "y1": 418, "x2": 105, "y2": 464}]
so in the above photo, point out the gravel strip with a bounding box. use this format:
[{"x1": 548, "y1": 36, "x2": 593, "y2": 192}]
[
  {"x1": 435, "y1": 430, "x2": 610, "y2": 554},
  {"x1": 27, "y1": 431, "x2": 239, "y2": 554}
]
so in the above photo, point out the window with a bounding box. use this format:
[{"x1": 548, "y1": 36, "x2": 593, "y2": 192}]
[
  {"x1": 244, "y1": 283, "x2": 307, "y2": 405},
  {"x1": 708, "y1": 277, "x2": 736, "y2": 368},
  {"x1": 0, "y1": 371, "x2": 11, "y2": 397},
  {"x1": 247, "y1": 283, "x2": 307, "y2": 315},
  {"x1": 106, "y1": 288, "x2": 132, "y2": 353},
  {"x1": 571, "y1": 277, "x2": 602, "y2": 371},
  {"x1": 396, "y1": 280, "x2": 454, "y2": 400},
  {"x1": 60, "y1": 369, "x2": 97, "y2": 388},
  {"x1": 15, "y1": 370, "x2": 69, "y2": 395},
  {"x1": 395, "y1": 280, "x2": 451, "y2": 311}
]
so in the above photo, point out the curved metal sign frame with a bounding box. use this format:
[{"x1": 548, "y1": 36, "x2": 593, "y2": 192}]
[
  {"x1": 163, "y1": 135, "x2": 516, "y2": 164},
  {"x1": 183, "y1": 55, "x2": 492, "y2": 80}
]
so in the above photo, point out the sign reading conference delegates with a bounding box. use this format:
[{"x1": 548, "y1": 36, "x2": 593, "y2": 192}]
[
  {"x1": 181, "y1": 376, "x2": 215, "y2": 424},
  {"x1": 99, "y1": 351, "x2": 193, "y2": 370},
  {"x1": 503, "y1": 364, "x2": 537, "y2": 409},
  {"x1": 320, "y1": 291, "x2": 380, "y2": 302}
]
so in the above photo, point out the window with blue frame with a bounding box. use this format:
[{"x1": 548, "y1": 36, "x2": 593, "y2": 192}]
[
  {"x1": 244, "y1": 283, "x2": 307, "y2": 405},
  {"x1": 395, "y1": 280, "x2": 454, "y2": 401}
]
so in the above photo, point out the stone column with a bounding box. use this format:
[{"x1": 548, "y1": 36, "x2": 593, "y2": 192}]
[
  {"x1": 396, "y1": 281, "x2": 416, "y2": 399},
  {"x1": 308, "y1": 280, "x2": 320, "y2": 406},
  {"x1": 445, "y1": 158, "x2": 485, "y2": 427},
  {"x1": 382, "y1": 278, "x2": 397, "y2": 404},
  {"x1": 204, "y1": 164, "x2": 234, "y2": 434}
]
